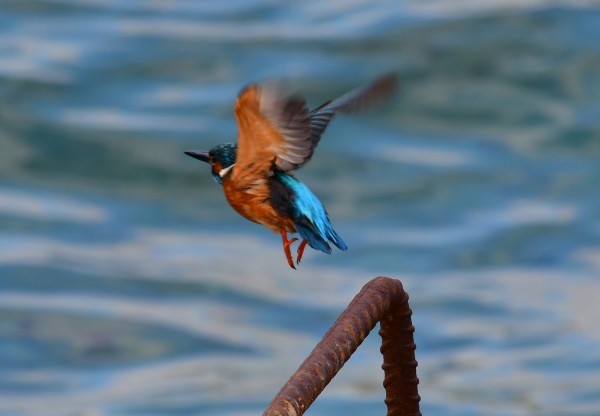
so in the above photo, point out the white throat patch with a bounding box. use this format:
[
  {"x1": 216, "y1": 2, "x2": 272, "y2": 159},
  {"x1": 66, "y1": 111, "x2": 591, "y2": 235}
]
[{"x1": 218, "y1": 164, "x2": 235, "y2": 178}]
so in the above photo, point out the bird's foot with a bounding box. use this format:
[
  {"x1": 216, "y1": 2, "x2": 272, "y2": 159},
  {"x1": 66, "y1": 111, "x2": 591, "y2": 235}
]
[
  {"x1": 281, "y1": 230, "x2": 298, "y2": 269},
  {"x1": 296, "y1": 240, "x2": 308, "y2": 265}
]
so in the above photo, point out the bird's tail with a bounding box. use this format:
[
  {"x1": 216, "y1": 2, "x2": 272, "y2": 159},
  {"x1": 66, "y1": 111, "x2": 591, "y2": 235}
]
[
  {"x1": 296, "y1": 222, "x2": 348, "y2": 254},
  {"x1": 327, "y1": 228, "x2": 348, "y2": 251}
]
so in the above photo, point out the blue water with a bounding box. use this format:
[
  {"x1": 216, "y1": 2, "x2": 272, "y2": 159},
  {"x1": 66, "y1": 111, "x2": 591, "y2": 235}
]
[{"x1": 1, "y1": 1, "x2": 600, "y2": 415}]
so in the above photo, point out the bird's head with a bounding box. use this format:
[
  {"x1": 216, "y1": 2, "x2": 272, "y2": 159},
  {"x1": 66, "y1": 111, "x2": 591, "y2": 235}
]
[{"x1": 185, "y1": 143, "x2": 237, "y2": 185}]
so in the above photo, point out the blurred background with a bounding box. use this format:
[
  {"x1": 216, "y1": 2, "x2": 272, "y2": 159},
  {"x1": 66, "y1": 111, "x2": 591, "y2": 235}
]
[{"x1": 1, "y1": 1, "x2": 600, "y2": 415}]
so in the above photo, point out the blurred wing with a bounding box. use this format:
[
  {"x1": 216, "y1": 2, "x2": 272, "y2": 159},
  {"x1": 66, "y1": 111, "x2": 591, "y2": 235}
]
[
  {"x1": 258, "y1": 82, "x2": 313, "y2": 171},
  {"x1": 233, "y1": 82, "x2": 313, "y2": 176},
  {"x1": 233, "y1": 73, "x2": 398, "y2": 176},
  {"x1": 307, "y1": 73, "x2": 399, "y2": 165},
  {"x1": 232, "y1": 84, "x2": 276, "y2": 186}
]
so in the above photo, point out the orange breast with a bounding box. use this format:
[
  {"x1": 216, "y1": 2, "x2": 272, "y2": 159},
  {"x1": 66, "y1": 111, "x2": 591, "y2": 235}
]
[{"x1": 222, "y1": 179, "x2": 296, "y2": 234}]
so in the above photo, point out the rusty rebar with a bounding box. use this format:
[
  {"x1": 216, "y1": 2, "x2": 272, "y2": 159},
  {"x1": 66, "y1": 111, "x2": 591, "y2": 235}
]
[{"x1": 263, "y1": 276, "x2": 420, "y2": 416}]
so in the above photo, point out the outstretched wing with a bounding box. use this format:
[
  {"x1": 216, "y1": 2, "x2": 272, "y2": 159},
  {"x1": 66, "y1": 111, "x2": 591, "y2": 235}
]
[
  {"x1": 278, "y1": 72, "x2": 398, "y2": 171},
  {"x1": 232, "y1": 82, "x2": 312, "y2": 184},
  {"x1": 232, "y1": 73, "x2": 398, "y2": 178},
  {"x1": 308, "y1": 73, "x2": 399, "y2": 158}
]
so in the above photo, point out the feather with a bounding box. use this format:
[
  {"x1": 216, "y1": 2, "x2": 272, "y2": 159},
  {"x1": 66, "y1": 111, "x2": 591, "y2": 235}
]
[
  {"x1": 301, "y1": 72, "x2": 399, "y2": 169},
  {"x1": 271, "y1": 172, "x2": 347, "y2": 253},
  {"x1": 269, "y1": 73, "x2": 398, "y2": 171},
  {"x1": 233, "y1": 73, "x2": 398, "y2": 177}
]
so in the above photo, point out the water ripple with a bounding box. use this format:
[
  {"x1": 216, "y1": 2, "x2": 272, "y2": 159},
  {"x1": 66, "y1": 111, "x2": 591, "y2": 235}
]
[{"x1": 2, "y1": 1, "x2": 600, "y2": 415}]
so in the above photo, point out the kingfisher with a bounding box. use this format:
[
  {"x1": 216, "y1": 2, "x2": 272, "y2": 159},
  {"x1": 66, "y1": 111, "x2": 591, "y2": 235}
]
[{"x1": 185, "y1": 73, "x2": 398, "y2": 269}]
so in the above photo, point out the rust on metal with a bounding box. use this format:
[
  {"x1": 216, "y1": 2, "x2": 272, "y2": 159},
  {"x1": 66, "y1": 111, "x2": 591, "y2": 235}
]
[{"x1": 263, "y1": 276, "x2": 421, "y2": 416}]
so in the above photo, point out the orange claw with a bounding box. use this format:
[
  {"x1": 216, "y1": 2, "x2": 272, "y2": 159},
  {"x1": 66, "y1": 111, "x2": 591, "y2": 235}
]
[
  {"x1": 296, "y1": 240, "x2": 308, "y2": 265},
  {"x1": 281, "y1": 230, "x2": 298, "y2": 269}
]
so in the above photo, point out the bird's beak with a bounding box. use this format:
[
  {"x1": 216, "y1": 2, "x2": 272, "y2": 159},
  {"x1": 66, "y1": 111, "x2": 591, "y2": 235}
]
[{"x1": 184, "y1": 150, "x2": 211, "y2": 164}]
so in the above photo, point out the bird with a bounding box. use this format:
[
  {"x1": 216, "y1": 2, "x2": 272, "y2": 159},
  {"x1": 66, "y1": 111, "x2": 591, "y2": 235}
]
[{"x1": 185, "y1": 73, "x2": 398, "y2": 269}]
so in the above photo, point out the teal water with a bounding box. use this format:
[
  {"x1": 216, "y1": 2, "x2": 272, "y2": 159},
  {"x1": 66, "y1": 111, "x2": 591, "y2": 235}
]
[{"x1": 1, "y1": 1, "x2": 600, "y2": 415}]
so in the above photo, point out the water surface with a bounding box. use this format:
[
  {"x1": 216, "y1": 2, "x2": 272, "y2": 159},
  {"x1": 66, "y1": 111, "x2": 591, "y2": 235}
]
[{"x1": 1, "y1": 1, "x2": 600, "y2": 415}]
